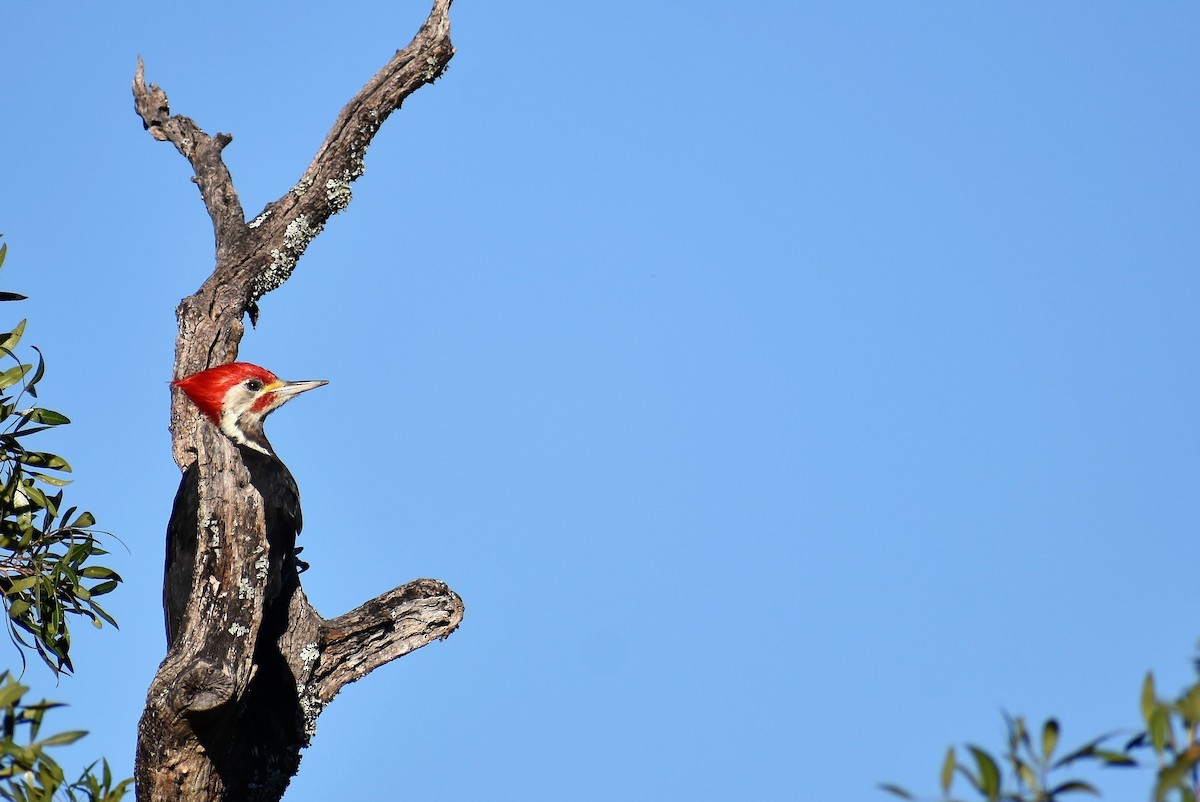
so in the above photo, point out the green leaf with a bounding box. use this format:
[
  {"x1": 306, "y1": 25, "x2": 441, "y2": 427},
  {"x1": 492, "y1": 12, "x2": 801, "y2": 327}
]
[
  {"x1": 967, "y1": 746, "x2": 1001, "y2": 801},
  {"x1": 877, "y1": 783, "x2": 914, "y2": 799},
  {"x1": 1178, "y1": 683, "x2": 1200, "y2": 725},
  {"x1": 87, "y1": 601, "x2": 118, "y2": 628},
  {"x1": 1093, "y1": 749, "x2": 1137, "y2": 766},
  {"x1": 1143, "y1": 672, "x2": 1158, "y2": 724},
  {"x1": 86, "y1": 581, "x2": 119, "y2": 599},
  {"x1": 1052, "y1": 733, "x2": 1117, "y2": 769},
  {"x1": 1014, "y1": 757, "x2": 1037, "y2": 790},
  {"x1": 25, "y1": 347, "x2": 45, "y2": 392},
  {"x1": 1148, "y1": 706, "x2": 1172, "y2": 755},
  {"x1": 940, "y1": 746, "x2": 955, "y2": 795},
  {"x1": 80, "y1": 566, "x2": 118, "y2": 580},
  {"x1": 1042, "y1": 718, "x2": 1060, "y2": 761},
  {"x1": 25, "y1": 472, "x2": 69, "y2": 488},
  {"x1": 0, "y1": 679, "x2": 28, "y2": 709},
  {"x1": 21, "y1": 409, "x2": 68, "y2": 426},
  {"x1": 0, "y1": 363, "x2": 30, "y2": 391},
  {"x1": 17, "y1": 453, "x2": 69, "y2": 471},
  {"x1": 0, "y1": 320, "x2": 26, "y2": 352},
  {"x1": 21, "y1": 483, "x2": 48, "y2": 510},
  {"x1": 6, "y1": 576, "x2": 38, "y2": 593},
  {"x1": 0, "y1": 292, "x2": 28, "y2": 302},
  {"x1": 10, "y1": 425, "x2": 57, "y2": 439},
  {"x1": 34, "y1": 729, "x2": 86, "y2": 747}
]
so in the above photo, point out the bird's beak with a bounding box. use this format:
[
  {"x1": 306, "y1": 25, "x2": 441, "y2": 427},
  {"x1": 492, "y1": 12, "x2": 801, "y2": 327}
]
[{"x1": 264, "y1": 379, "x2": 329, "y2": 402}]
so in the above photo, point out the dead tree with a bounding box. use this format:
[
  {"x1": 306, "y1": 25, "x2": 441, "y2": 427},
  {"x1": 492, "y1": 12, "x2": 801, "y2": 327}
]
[{"x1": 132, "y1": 2, "x2": 463, "y2": 800}]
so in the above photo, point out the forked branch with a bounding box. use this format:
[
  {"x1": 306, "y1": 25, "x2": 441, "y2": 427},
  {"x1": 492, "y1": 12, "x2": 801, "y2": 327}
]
[{"x1": 132, "y1": 0, "x2": 455, "y2": 333}]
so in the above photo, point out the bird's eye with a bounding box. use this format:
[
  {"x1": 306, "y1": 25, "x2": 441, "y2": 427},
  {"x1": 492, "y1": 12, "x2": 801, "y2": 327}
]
[{"x1": 245, "y1": 379, "x2": 263, "y2": 391}]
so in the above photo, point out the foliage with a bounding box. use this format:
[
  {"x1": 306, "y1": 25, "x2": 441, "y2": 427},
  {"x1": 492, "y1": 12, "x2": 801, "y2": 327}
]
[
  {"x1": 0, "y1": 673, "x2": 130, "y2": 802},
  {"x1": 0, "y1": 237, "x2": 130, "y2": 800},
  {"x1": 882, "y1": 659, "x2": 1200, "y2": 802},
  {"x1": 0, "y1": 240, "x2": 121, "y2": 677},
  {"x1": 1130, "y1": 669, "x2": 1200, "y2": 802}
]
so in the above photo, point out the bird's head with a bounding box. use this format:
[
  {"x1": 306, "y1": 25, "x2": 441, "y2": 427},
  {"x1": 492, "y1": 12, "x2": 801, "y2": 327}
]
[{"x1": 173, "y1": 362, "x2": 327, "y2": 456}]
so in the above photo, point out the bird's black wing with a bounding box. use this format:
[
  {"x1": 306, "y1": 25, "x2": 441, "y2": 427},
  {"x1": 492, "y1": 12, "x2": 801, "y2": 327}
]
[
  {"x1": 163, "y1": 462, "x2": 199, "y2": 648},
  {"x1": 163, "y1": 451, "x2": 304, "y2": 649}
]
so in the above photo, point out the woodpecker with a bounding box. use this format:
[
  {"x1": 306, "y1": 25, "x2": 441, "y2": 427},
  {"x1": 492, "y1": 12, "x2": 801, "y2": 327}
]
[{"x1": 164, "y1": 362, "x2": 327, "y2": 647}]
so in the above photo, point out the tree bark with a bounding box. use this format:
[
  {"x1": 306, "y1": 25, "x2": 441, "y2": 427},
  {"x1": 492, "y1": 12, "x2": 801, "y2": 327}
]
[{"x1": 132, "y1": 3, "x2": 463, "y2": 800}]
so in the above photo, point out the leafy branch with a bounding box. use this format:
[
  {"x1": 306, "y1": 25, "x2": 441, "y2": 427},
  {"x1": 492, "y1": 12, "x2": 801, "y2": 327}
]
[
  {"x1": 1130, "y1": 669, "x2": 1200, "y2": 802},
  {"x1": 0, "y1": 245, "x2": 121, "y2": 676},
  {"x1": 0, "y1": 237, "x2": 131, "y2": 800},
  {"x1": 0, "y1": 672, "x2": 129, "y2": 802},
  {"x1": 883, "y1": 655, "x2": 1200, "y2": 802}
]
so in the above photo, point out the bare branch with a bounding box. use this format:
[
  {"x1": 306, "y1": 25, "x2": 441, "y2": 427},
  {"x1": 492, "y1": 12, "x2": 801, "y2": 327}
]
[
  {"x1": 132, "y1": 58, "x2": 247, "y2": 257},
  {"x1": 133, "y1": 0, "x2": 455, "y2": 328},
  {"x1": 236, "y1": 0, "x2": 455, "y2": 305},
  {"x1": 314, "y1": 579, "x2": 465, "y2": 703}
]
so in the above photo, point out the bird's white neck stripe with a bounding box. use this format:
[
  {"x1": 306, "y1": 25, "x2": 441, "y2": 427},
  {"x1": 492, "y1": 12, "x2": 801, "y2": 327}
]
[{"x1": 219, "y1": 407, "x2": 272, "y2": 455}]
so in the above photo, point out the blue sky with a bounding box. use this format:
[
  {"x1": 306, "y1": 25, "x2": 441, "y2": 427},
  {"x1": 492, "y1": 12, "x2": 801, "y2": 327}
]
[{"x1": 1, "y1": 2, "x2": 1198, "y2": 800}]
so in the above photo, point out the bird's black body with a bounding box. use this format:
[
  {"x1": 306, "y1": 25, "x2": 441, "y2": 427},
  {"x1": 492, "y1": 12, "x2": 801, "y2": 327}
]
[{"x1": 163, "y1": 447, "x2": 304, "y2": 648}]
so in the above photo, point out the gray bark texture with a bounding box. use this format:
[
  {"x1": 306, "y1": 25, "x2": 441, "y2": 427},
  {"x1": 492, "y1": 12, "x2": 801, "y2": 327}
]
[{"x1": 132, "y1": 3, "x2": 464, "y2": 800}]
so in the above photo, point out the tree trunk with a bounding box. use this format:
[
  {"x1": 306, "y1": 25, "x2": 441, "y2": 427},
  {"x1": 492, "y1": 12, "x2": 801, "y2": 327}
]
[{"x1": 132, "y1": 3, "x2": 463, "y2": 799}]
